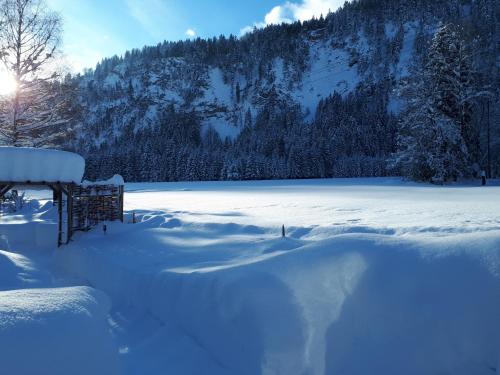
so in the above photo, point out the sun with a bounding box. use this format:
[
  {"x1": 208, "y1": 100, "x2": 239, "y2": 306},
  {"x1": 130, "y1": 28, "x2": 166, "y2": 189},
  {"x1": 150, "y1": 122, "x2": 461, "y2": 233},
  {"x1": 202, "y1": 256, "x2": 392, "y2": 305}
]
[{"x1": 0, "y1": 68, "x2": 18, "y2": 96}]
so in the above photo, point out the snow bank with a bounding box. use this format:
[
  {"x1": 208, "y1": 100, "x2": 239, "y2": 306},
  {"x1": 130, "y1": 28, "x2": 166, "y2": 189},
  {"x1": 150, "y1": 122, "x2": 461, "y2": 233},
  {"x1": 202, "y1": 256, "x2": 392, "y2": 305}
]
[
  {"x1": 0, "y1": 147, "x2": 85, "y2": 183},
  {"x1": 57, "y1": 228, "x2": 500, "y2": 374},
  {"x1": 148, "y1": 235, "x2": 500, "y2": 375},
  {"x1": 0, "y1": 249, "x2": 52, "y2": 290},
  {"x1": 0, "y1": 221, "x2": 57, "y2": 250},
  {"x1": 0, "y1": 286, "x2": 119, "y2": 375},
  {"x1": 0, "y1": 203, "x2": 119, "y2": 374}
]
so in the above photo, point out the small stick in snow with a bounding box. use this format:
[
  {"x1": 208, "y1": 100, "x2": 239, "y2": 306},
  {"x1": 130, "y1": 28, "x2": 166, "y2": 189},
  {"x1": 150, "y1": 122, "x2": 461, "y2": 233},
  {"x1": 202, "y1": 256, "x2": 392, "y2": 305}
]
[
  {"x1": 282, "y1": 225, "x2": 286, "y2": 238},
  {"x1": 481, "y1": 170, "x2": 486, "y2": 186}
]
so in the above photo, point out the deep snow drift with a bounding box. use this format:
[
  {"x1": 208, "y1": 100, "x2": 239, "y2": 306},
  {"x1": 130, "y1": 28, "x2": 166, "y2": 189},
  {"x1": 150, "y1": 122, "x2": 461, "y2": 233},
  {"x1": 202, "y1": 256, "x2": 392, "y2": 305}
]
[
  {"x1": 1, "y1": 178, "x2": 499, "y2": 375},
  {"x1": 0, "y1": 287, "x2": 119, "y2": 375},
  {"x1": 0, "y1": 201, "x2": 117, "y2": 375}
]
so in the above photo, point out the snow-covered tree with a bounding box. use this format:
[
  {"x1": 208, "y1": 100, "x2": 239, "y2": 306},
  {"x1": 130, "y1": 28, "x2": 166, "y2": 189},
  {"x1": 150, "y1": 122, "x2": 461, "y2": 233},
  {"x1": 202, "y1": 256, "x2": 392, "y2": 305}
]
[
  {"x1": 0, "y1": 0, "x2": 70, "y2": 147},
  {"x1": 393, "y1": 94, "x2": 470, "y2": 182},
  {"x1": 427, "y1": 24, "x2": 480, "y2": 163},
  {"x1": 391, "y1": 24, "x2": 477, "y2": 183}
]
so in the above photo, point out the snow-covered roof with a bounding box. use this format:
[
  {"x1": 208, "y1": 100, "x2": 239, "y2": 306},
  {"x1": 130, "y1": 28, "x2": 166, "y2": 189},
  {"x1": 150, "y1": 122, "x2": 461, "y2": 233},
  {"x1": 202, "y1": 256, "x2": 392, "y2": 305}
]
[
  {"x1": 0, "y1": 147, "x2": 85, "y2": 184},
  {"x1": 82, "y1": 174, "x2": 125, "y2": 187}
]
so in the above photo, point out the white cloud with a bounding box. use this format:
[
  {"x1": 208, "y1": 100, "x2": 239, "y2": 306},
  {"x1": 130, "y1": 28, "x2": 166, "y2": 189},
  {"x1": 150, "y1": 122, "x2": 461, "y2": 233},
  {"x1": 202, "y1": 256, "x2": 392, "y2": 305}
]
[
  {"x1": 290, "y1": 0, "x2": 346, "y2": 21},
  {"x1": 264, "y1": 5, "x2": 295, "y2": 25},
  {"x1": 241, "y1": 0, "x2": 346, "y2": 35},
  {"x1": 240, "y1": 25, "x2": 256, "y2": 35},
  {"x1": 185, "y1": 28, "x2": 196, "y2": 38}
]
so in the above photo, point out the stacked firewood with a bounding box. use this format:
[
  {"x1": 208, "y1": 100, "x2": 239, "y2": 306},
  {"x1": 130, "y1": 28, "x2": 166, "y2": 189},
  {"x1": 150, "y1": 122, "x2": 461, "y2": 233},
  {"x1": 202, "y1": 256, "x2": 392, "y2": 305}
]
[{"x1": 71, "y1": 185, "x2": 123, "y2": 232}]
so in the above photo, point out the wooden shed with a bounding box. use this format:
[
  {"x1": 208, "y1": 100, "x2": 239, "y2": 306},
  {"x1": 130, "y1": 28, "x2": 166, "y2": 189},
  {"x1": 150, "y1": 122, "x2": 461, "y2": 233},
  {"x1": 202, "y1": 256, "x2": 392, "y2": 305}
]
[{"x1": 0, "y1": 147, "x2": 124, "y2": 246}]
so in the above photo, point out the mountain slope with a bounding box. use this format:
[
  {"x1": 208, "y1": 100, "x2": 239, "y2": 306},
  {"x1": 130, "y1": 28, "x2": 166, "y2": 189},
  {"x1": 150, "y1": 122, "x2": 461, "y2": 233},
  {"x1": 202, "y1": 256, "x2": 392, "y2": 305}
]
[{"x1": 70, "y1": 0, "x2": 499, "y2": 182}]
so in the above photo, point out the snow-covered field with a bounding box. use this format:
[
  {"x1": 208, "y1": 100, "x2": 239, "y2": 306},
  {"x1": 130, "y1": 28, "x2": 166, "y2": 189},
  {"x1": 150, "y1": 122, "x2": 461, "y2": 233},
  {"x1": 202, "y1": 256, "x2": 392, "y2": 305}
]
[{"x1": 1, "y1": 178, "x2": 500, "y2": 375}]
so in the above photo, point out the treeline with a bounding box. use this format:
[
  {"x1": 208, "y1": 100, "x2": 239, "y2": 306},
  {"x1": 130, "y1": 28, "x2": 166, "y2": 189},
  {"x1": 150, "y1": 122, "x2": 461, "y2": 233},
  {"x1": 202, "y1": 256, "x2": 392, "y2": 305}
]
[{"x1": 84, "y1": 83, "x2": 396, "y2": 182}]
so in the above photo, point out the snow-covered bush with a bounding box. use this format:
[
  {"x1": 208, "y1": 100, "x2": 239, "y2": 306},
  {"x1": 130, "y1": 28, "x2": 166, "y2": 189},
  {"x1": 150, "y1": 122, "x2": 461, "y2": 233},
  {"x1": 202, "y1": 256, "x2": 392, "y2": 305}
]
[{"x1": 0, "y1": 190, "x2": 26, "y2": 213}]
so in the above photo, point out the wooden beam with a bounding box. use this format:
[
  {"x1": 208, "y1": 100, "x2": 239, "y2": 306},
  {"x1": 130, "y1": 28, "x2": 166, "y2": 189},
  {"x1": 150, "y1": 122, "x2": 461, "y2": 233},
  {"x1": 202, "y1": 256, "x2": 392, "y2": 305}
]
[
  {"x1": 48, "y1": 184, "x2": 61, "y2": 206},
  {"x1": 57, "y1": 189, "x2": 63, "y2": 247},
  {"x1": 0, "y1": 181, "x2": 76, "y2": 185},
  {"x1": 0, "y1": 184, "x2": 13, "y2": 198},
  {"x1": 59, "y1": 184, "x2": 70, "y2": 197},
  {"x1": 119, "y1": 185, "x2": 124, "y2": 222},
  {"x1": 66, "y1": 184, "x2": 73, "y2": 245}
]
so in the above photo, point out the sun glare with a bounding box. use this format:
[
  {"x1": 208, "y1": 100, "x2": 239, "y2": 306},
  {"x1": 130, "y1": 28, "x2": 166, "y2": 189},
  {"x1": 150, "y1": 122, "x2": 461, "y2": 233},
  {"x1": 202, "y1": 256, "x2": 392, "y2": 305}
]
[{"x1": 0, "y1": 69, "x2": 18, "y2": 96}]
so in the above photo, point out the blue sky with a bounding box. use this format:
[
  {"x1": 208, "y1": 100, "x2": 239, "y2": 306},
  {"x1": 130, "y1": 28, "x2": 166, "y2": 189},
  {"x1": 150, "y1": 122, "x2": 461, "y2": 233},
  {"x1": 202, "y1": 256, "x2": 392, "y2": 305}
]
[{"x1": 46, "y1": 0, "x2": 346, "y2": 72}]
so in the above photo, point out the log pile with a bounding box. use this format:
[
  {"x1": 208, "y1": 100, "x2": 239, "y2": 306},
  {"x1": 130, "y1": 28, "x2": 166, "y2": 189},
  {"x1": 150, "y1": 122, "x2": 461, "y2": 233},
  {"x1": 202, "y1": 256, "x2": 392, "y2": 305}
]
[{"x1": 71, "y1": 184, "x2": 124, "y2": 232}]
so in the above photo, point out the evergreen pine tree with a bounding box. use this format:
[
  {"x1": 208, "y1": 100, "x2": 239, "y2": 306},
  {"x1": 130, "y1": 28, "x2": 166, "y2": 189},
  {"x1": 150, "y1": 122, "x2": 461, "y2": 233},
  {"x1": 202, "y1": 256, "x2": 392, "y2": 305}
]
[{"x1": 391, "y1": 24, "x2": 474, "y2": 183}]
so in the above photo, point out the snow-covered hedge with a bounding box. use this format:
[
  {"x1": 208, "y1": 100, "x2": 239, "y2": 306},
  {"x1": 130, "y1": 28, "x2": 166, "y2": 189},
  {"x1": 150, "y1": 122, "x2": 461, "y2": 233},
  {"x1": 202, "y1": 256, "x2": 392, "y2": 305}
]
[
  {"x1": 0, "y1": 286, "x2": 119, "y2": 375},
  {"x1": 0, "y1": 147, "x2": 85, "y2": 183}
]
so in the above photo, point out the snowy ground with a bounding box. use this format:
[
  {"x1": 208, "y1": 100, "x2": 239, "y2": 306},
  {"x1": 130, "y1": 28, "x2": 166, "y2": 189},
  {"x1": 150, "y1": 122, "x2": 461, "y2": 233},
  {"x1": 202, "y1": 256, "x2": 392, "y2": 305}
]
[{"x1": 1, "y1": 178, "x2": 500, "y2": 375}]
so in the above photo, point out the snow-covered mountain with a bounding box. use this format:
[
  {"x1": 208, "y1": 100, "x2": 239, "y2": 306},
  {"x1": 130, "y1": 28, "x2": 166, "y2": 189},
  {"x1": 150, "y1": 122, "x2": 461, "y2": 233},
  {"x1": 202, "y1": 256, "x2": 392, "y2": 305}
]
[{"x1": 70, "y1": 0, "x2": 498, "y2": 182}]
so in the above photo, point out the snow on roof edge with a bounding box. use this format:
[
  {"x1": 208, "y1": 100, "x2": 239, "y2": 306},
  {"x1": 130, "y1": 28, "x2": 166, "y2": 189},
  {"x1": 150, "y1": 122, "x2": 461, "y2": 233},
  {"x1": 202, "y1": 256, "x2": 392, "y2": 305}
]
[
  {"x1": 81, "y1": 174, "x2": 125, "y2": 187},
  {"x1": 0, "y1": 147, "x2": 85, "y2": 184}
]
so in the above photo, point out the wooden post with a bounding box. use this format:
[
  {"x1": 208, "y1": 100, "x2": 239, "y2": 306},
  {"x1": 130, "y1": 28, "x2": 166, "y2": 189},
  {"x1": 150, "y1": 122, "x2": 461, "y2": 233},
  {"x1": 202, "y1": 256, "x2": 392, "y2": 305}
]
[
  {"x1": 0, "y1": 185, "x2": 6, "y2": 200},
  {"x1": 0, "y1": 184, "x2": 11, "y2": 213},
  {"x1": 66, "y1": 184, "x2": 73, "y2": 244},
  {"x1": 57, "y1": 187, "x2": 63, "y2": 247},
  {"x1": 0, "y1": 184, "x2": 13, "y2": 199},
  {"x1": 119, "y1": 185, "x2": 124, "y2": 222},
  {"x1": 52, "y1": 189, "x2": 58, "y2": 206}
]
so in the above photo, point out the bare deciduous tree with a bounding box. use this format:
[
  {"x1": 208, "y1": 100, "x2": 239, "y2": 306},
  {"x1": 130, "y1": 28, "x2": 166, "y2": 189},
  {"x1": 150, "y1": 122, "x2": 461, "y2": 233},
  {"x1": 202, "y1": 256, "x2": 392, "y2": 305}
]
[{"x1": 0, "y1": 0, "x2": 70, "y2": 147}]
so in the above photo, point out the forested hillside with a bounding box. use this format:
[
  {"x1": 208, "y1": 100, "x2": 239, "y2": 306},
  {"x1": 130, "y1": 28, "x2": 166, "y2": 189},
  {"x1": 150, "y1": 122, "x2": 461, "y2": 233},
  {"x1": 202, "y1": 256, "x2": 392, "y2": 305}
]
[{"x1": 67, "y1": 0, "x2": 499, "y2": 182}]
